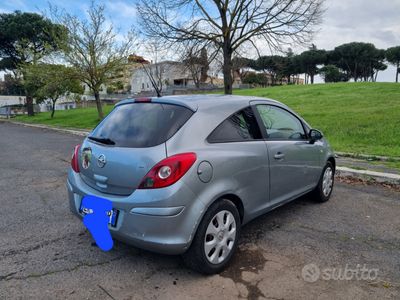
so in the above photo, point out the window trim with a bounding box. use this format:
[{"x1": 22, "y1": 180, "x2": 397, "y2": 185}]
[
  {"x1": 206, "y1": 106, "x2": 264, "y2": 144},
  {"x1": 253, "y1": 104, "x2": 309, "y2": 141}
]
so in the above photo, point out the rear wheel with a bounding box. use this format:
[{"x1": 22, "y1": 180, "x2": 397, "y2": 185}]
[
  {"x1": 182, "y1": 199, "x2": 241, "y2": 274},
  {"x1": 312, "y1": 162, "x2": 335, "y2": 202}
]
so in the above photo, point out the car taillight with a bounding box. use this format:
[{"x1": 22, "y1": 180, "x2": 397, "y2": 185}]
[
  {"x1": 71, "y1": 144, "x2": 81, "y2": 173},
  {"x1": 138, "y1": 153, "x2": 197, "y2": 189}
]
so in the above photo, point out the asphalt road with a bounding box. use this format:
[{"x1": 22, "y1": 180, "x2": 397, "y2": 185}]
[{"x1": 0, "y1": 121, "x2": 399, "y2": 300}]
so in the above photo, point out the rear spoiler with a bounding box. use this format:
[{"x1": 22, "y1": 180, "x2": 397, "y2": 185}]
[{"x1": 115, "y1": 98, "x2": 198, "y2": 112}]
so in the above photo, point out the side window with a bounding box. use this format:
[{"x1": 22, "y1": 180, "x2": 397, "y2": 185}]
[
  {"x1": 208, "y1": 107, "x2": 262, "y2": 143},
  {"x1": 256, "y1": 105, "x2": 306, "y2": 140}
]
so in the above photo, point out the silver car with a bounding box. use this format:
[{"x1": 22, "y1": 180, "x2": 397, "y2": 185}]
[{"x1": 67, "y1": 95, "x2": 335, "y2": 274}]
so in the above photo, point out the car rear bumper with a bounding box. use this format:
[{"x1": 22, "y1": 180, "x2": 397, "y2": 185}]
[{"x1": 67, "y1": 170, "x2": 204, "y2": 255}]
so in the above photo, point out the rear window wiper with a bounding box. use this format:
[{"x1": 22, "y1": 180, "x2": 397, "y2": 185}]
[{"x1": 88, "y1": 136, "x2": 116, "y2": 145}]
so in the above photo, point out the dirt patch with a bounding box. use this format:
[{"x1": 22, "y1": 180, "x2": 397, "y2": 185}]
[{"x1": 336, "y1": 175, "x2": 400, "y2": 192}]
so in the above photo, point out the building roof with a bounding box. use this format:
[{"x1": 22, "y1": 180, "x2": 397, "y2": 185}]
[{"x1": 128, "y1": 55, "x2": 149, "y2": 64}]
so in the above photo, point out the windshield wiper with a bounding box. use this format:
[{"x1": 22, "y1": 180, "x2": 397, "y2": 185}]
[{"x1": 88, "y1": 136, "x2": 115, "y2": 145}]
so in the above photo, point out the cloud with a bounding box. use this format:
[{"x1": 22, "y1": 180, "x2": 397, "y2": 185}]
[
  {"x1": 1, "y1": 0, "x2": 398, "y2": 82},
  {"x1": 313, "y1": 0, "x2": 400, "y2": 50}
]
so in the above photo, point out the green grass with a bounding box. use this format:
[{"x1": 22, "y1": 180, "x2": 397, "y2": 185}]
[
  {"x1": 234, "y1": 82, "x2": 400, "y2": 157},
  {"x1": 15, "y1": 82, "x2": 400, "y2": 157},
  {"x1": 15, "y1": 105, "x2": 114, "y2": 129}
]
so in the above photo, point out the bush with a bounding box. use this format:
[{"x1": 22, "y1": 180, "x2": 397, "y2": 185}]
[
  {"x1": 319, "y1": 65, "x2": 348, "y2": 83},
  {"x1": 242, "y1": 72, "x2": 269, "y2": 86}
]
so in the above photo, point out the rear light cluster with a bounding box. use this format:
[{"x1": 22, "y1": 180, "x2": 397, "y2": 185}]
[
  {"x1": 138, "y1": 153, "x2": 197, "y2": 189},
  {"x1": 71, "y1": 144, "x2": 81, "y2": 173}
]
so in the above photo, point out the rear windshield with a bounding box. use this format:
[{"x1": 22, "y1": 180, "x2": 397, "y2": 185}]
[{"x1": 89, "y1": 103, "x2": 193, "y2": 148}]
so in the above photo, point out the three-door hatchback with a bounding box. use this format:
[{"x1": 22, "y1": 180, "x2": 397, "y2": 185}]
[{"x1": 67, "y1": 95, "x2": 335, "y2": 274}]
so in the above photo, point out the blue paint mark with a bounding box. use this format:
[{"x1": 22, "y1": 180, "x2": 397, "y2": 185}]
[{"x1": 81, "y1": 195, "x2": 114, "y2": 251}]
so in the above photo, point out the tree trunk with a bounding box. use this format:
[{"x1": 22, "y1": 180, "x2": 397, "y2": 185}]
[
  {"x1": 94, "y1": 91, "x2": 104, "y2": 119},
  {"x1": 222, "y1": 43, "x2": 233, "y2": 95},
  {"x1": 51, "y1": 100, "x2": 56, "y2": 118},
  {"x1": 26, "y1": 96, "x2": 34, "y2": 116},
  {"x1": 310, "y1": 74, "x2": 314, "y2": 84},
  {"x1": 194, "y1": 77, "x2": 200, "y2": 89},
  {"x1": 396, "y1": 63, "x2": 399, "y2": 83}
]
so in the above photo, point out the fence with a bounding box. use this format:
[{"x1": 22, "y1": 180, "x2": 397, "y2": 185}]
[
  {"x1": 0, "y1": 104, "x2": 40, "y2": 117},
  {"x1": 0, "y1": 106, "x2": 13, "y2": 118}
]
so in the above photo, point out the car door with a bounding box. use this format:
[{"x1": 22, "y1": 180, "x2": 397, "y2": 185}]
[
  {"x1": 253, "y1": 103, "x2": 323, "y2": 205},
  {"x1": 206, "y1": 106, "x2": 270, "y2": 220}
]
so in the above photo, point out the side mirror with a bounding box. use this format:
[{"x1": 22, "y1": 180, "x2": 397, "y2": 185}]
[{"x1": 309, "y1": 129, "x2": 323, "y2": 144}]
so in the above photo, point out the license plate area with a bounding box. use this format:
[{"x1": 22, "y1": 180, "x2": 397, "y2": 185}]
[{"x1": 79, "y1": 201, "x2": 119, "y2": 227}]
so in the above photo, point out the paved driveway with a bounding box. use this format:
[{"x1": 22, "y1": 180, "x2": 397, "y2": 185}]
[{"x1": 0, "y1": 122, "x2": 399, "y2": 299}]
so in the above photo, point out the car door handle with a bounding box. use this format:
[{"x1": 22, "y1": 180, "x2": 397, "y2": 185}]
[{"x1": 274, "y1": 152, "x2": 285, "y2": 160}]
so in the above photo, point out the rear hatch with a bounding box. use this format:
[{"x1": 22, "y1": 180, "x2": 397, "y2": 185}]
[{"x1": 79, "y1": 101, "x2": 193, "y2": 196}]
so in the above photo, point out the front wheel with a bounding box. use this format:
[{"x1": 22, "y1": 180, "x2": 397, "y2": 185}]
[
  {"x1": 182, "y1": 199, "x2": 241, "y2": 274},
  {"x1": 312, "y1": 161, "x2": 335, "y2": 202}
]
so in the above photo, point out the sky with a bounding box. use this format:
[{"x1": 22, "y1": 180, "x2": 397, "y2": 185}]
[{"x1": 1, "y1": 0, "x2": 399, "y2": 82}]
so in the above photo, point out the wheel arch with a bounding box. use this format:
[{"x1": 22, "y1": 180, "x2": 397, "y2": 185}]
[
  {"x1": 219, "y1": 193, "x2": 244, "y2": 223},
  {"x1": 327, "y1": 156, "x2": 336, "y2": 171},
  {"x1": 186, "y1": 192, "x2": 245, "y2": 250}
]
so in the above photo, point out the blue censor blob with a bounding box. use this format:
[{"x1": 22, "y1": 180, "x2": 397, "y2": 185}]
[{"x1": 81, "y1": 195, "x2": 114, "y2": 251}]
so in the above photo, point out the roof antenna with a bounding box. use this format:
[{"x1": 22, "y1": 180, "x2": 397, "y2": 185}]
[{"x1": 141, "y1": 62, "x2": 162, "y2": 97}]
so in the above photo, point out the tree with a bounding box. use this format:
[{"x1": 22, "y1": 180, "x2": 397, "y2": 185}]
[
  {"x1": 281, "y1": 48, "x2": 298, "y2": 84},
  {"x1": 252, "y1": 55, "x2": 288, "y2": 85},
  {"x1": 319, "y1": 65, "x2": 348, "y2": 83},
  {"x1": 242, "y1": 72, "x2": 268, "y2": 86},
  {"x1": 298, "y1": 45, "x2": 326, "y2": 84},
  {"x1": 137, "y1": 0, "x2": 324, "y2": 94},
  {"x1": 0, "y1": 75, "x2": 24, "y2": 95},
  {"x1": 0, "y1": 11, "x2": 66, "y2": 115},
  {"x1": 386, "y1": 46, "x2": 400, "y2": 83},
  {"x1": 232, "y1": 56, "x2": 253, "y2": 83},
  {"x1": 24, "y1": 64, "x2": 83, "y2": 118},
  {"x1": 180, "y1": 43, "x2": 211, "y2": 88},
  {"x1": 52, "y1": 3, "x2": 136, "y2": 119},
  {"x1": 141, "y1": 39, "x2": 169, "y2": 96},
  {"x1": 370, "y1": 56, "x2": 387, "y2": 82},
  {"x1": 330, "y1": 42, "x2": 386, "y2": 82},
  {"x1": 182, "y1": 50, "x2": 204, "y2": 89}
]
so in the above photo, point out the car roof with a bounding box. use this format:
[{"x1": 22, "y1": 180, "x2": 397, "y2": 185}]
[{"x1": 116, "y1": 94, "x2": 286, "y2": 112}]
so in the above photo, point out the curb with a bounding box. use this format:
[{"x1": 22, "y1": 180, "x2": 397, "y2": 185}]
[
  {"x1": 336, "y1": 151, "x2": 400, "y2": 162},
  {"x1": 0, "y1": 119, "x2": 90, "y2": 137},
  {"x1": 336, "y1": 166, "x2": 400, "y2": 185}
]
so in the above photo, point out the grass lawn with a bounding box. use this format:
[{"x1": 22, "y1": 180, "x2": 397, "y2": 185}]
[
  {"x1": 235, "y1": 82, "x2": 400, "y2": 157},
  {"x1": 15, "y1": 82, "x2": 400, "y2": 157},
  {"x1": 15, "y1": 105, "x2": 114, "y2": 130}
]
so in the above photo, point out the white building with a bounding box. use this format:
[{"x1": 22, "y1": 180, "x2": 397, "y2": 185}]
[
  {"x1": 0, "y1": 95, "x2": 26, "y2": 107},
  {"x1": 82, "y1": 83, "x2": 107, "y2": 96},
  {"x1": 0, "y1": 95, "x2": 77, "y2": 113},
  {"x1": 130, "y1": 61, "x2": 197, "y2": 94}
]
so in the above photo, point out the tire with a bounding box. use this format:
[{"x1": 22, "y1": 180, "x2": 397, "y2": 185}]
[
  {"x1": 182, "y1": 199, "x2": 241, "y2": 274},
  {"x1": 312, "y1": 161, "x2": 335, "y2": 202}
]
